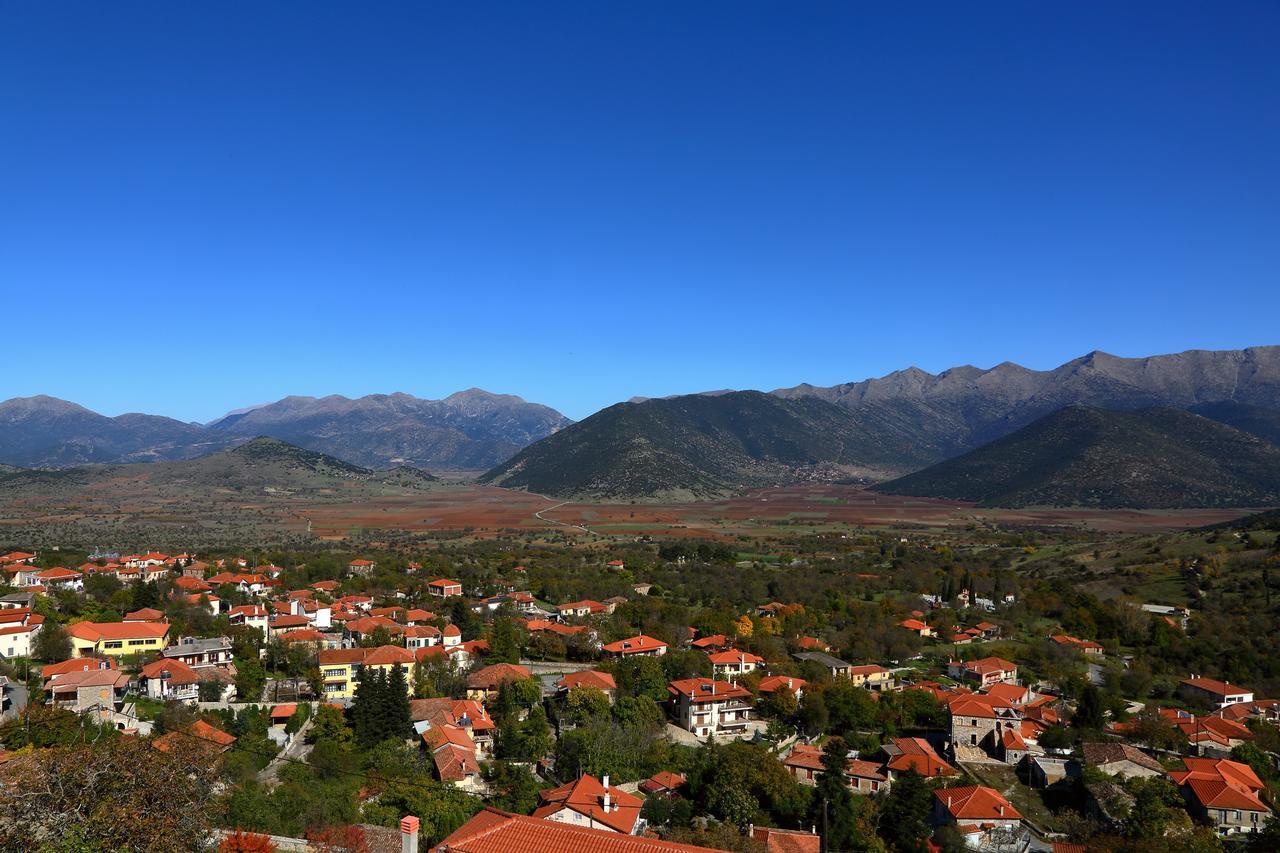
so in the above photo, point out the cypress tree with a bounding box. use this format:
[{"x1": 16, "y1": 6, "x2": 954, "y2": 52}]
[{"x1": 387, "y1": 663, "x2": 411, "y2": 741}]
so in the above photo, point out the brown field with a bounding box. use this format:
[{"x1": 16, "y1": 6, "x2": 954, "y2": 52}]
[
  {"x1": 299, "y1": 484, "x2": 1256, "y2": 539},
  {"x1": 1, "y1": 478, "x2": 1257, "y2": 545}
]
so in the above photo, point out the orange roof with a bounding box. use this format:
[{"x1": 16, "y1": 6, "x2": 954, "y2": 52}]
[
  {"x1": 707, "y1": 649, "x2": 765, "y2": 666},
  {"x1": 35, "y1": 567, "x2": 81, "y2": 580},
  {"x1": 934, "y1": 785, "x2": 1022, "y2": 821},
  {"x1": 557, "y1": 670, "x2": 617, "y2": 691},
  {"x1": 66, "y1": 621, "x2": 170, "y2": 642},
  {"x1": 348, "y1": 559, "x2": 375, "y2": 566},
  {"x1": 124, "y1": 608, "x2": 167, "y2": 622},
  {"x1": 533, "y1": 774, "x2": 643, "y2": 834},
  {"x1": 140, "y1": 658, "x2": 200, "y2": 685},
  {"x1": 428, "y1": 578, "x2": 461, "y2": 588},
  {"x1": 467, "y1": 663, "x2": 531, "y2": 690},
  {"x1": 602, "y1": 634, "x2": 667, "y2": 655},
  {"x1": 668, "y1": 677, "x2": 751, "y2": 702},
  {"x1": 751, "y1": 827, "x2": 820, "y2": 853},
  {"x1": 1186, "y1": 778, "x2": 1268, "y2": 812},
  {"x1": 639, "y1": 771, "x2": 686, "y2": 794},
  {"x1": 318, "y1": 647, "x2": 372, "y2": 665},
  {"x1": 1181, "y1": 676, "x2": 1252, "y2": 698},
  {"x1": 363, "y1": 645, "x2": 415, "y2": 666},
  {"x1": 900, "y1": 619, "x2": 929, "y2": 631},
  {"x1": 691, "y1": 634, "x2": 728, "y2": 649},
  {"x1": 42, "y1": 656, "x2": 116, "y2": 678},
  {"x1": 758, "y1": 675, "x2": 808, "y2": 694},
  {"x1": 271, "y1": 704, "x2": 298, "y2": 719},
  {"x1": 433, "y1": 807, "x2": 726, "y2": 852},
  {"x1": 982, "y1": 683, "x2": 1030, "y2": 705},
  {"x1": 884, "y1": 737, "x2": 956, "y2": 777},
  {"x1": 947, "y1": 695, "x2": 1009, "y2": 718}
]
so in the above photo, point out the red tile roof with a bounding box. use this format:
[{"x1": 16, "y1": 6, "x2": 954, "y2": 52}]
[
  {"x1": 66, "y1": 621, "x2": 170, "y2": 642},
  {"x1": 557, "y1": 670, "x2": 617, "y2": 691},
  {"x1": 934, "y1": 785, "x2": 1022, "y2": 821},
  {"x1": 533, "y1": 774, "x2": 643, "y2": 834},
  {"x1": 668, "y1": 677, "x2": 751, "y2": 703},
  {"x1": 750, "y1": 826, "x2": 821, "y2": 853},
  {"x1": 467, "y1": 663, "x2": 531, "y2": 690},
  {"x1": 433, "y1": 807, "x2": 726, "y2": 852},
  {"x1": 758, "y1": 675, "x2": 808, "y2": 695},
  {"x1": 42, "y1": 656, "x2": 117, "y2": 678},
  {"x1": 884, "y1": 737, "x2": 956, "y2": 777},
  {"x1": 139, "y1": 658, "x2": 200, "y2": 685},
  {"x1": 601, "y1": 634, "x2": 667, "y2": 655}
]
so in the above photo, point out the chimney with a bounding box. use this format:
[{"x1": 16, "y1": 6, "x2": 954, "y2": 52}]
[
  {"x1": 602, "y1": 774, "x2": 610, "y2": 789},
  {"x1": 400, "y1": 815, "x2": 420, "y2": 853},
  {"x1": 997, "y1": 805, "x2": 1004, "y2": 817}
]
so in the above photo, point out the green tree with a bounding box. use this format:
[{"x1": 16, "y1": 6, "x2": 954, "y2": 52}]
[
  {"x1": 386, "y1": 663, "x2": 411, "y2": 741},
  {"x1": 877, "y1": 769, "x2": 932, "y2": 852},
  {"x1": 32, "y1": 622, "x2": 71, "y2": 662},
  {"x1": 1073, "y1": 684, "x2": 1106, "y2": 731},
  {"x1": 235, "y1": 656, "x2": 266, "y2": 703},
  {"x1": 489, "y1": 618, "x2": 521, "y2": 664}
]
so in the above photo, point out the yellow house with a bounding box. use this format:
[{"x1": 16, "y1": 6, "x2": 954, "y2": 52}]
[
  {"x1": 66, "y1": 621, "x2": 170, "y2": 658},
  {"x1": 318, "y1": 645, "x2": 415, "y2": 700},
  {"x1": 849, "y1": 664, "x2": 896, "y2": 692}
]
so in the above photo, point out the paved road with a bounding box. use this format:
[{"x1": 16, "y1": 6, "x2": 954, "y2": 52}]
[
  {"x1": 257, "y1": 714, "x2": 314, "y2": 788},
  {"x1": 533, "y1": 500, "x2": 594, "y2": 535}
]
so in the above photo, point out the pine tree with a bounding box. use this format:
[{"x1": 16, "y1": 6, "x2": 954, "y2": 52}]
[{"x1": 386, "y1": 663, "x2": 411, "y2": 742}]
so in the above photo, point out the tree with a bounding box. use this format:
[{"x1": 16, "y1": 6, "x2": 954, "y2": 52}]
[
  {"x1": 809, "y1": 737, "x2": 862, "y2": 852},
  {"x1": 386, "y1": 663, "x2": 411, "y2": 740},
  {"x1": 32, "y1": 622, "x2": 71, "y2": 662},
  {"x1": 307, "y1": 703, "x2": 354, "y2": 749},
  {"x1": 489, "y1": 618, "x2": 521, "y2": 664},
  {"x1": 0, "y1": 734, "x2": 217, "y2": 849},
  {"x1": 878, "y1": 769, "x2": 932, "y2": 852},
  {"x1": 1073, "y1": 684, "x2": 1106, "y2": 731},
  {"x1": 235, "y1": 656, "x2": 266, "y2": 702},
  {"x1": 565, "y1": 687, "x2": 611, "y2": 726}
]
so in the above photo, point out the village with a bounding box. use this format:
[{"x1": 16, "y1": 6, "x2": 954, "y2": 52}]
[{"x1": 1, "y1": 529, "x2": 1277, "y2": 853}]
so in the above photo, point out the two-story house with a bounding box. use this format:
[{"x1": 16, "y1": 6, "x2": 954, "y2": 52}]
[
  {"x1": 668, "y1": 677, "x2": 752, "y2": 738},
  {"x1": 162, "y1": 636, "x2": 234, "y2": 670},
  {"x1": 708, "y1": 650, "x2": 765, "y2": 681},
  {"x1": 66, "y1": 621, "x2": 170, "y2": 658}
]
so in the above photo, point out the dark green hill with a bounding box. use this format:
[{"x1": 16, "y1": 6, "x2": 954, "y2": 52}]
[
  {"x1": 479, "y1": 391, "x2": 944, "y2": 501},
  {"x1": 872, "y1": 406, "x2": 1280, "y2": 508},
  {"x1": 1189, "y1": 401, "x2": 1280, "y2": 446}
]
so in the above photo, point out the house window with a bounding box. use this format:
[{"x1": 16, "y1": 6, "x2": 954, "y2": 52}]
[
  {"x1": 104, "y1": 641, "x2": 123, "y2": 649},
  {"x1": 128, "y1": 639, "x2": 148, "y2": 646}
]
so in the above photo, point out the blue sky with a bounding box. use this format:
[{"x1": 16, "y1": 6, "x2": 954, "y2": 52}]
[{"x1": 2, "y1": 2, "x2": 1277, "y2": 422}]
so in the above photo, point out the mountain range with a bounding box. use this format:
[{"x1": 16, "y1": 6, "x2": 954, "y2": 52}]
[
  {"x1": 6, "y1": 345, "x2": 1280, "y2": 507},
  {"x1": 484, "y1": 346, "x2": 1280, "y2": 503},
  {"x1": 0, "y1": 390, "x2": 569, "y2": 472}
]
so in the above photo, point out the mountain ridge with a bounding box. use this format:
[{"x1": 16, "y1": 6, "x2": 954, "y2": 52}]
[
  {"x1": 0, "y1": 390, "x2": 570, "y2": 472},
  {"x1": 871, "y1": 406, "x2": 1280, "y2": 508}
]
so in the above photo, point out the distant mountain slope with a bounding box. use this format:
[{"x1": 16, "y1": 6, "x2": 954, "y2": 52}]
[
  {"x1": 1188, "y1": 401, "x2": 1280, "y2": 446},
  {"x1": 480, "y1": 391, "x2": 946, "y2": 501},
  {"x1": 0, "y1": 395, "x2": 228, "y2": 467},
  {"x1": 205, "y1": 389, "x2": 571, "y2": 471},
  {"x1": 0, "y1": 437, "x2": 436, "y2": 498},
  {"x1": 775, "y1": 346, "x2": 1280, "y2": 456},
  {"x1": 873, "y1": 407, "x2": 1280, "y2": 508},
  {"x1": 0, "y1": 390, "x2": 570, "y2": 471}
]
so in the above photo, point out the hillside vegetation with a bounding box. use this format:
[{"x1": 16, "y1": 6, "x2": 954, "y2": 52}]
[
  {"x1": 873, "y1": 406, "x2": 1280, "y2": 508},
  {"x1": 480, "y1": 391, "x2": 945, "y2": 500}
]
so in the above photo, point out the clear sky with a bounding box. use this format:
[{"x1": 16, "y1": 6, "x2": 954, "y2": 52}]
[{"x1": 2, "y1": 3, "x2": 1277, "y2": 422}]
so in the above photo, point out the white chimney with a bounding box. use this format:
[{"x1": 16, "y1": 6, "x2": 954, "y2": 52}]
[
  {"x1": 400, "y1": 816, "x2": 419, "y2": 853},
  {"x1": 997, "y1": 805, "x2": 1004, "y2": 816},
  {"x1": 602, "y1": 774, "x2": 610, "y2": 789}
]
